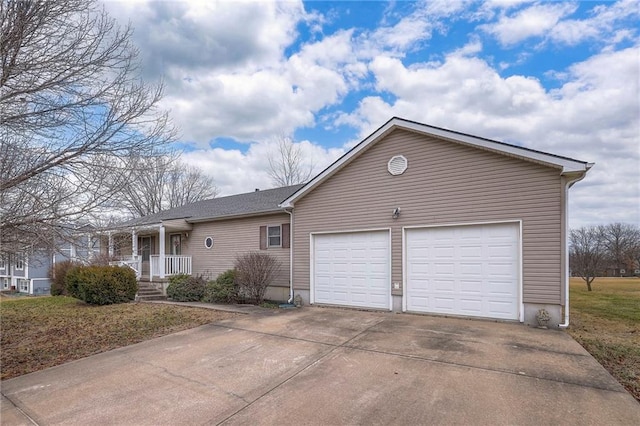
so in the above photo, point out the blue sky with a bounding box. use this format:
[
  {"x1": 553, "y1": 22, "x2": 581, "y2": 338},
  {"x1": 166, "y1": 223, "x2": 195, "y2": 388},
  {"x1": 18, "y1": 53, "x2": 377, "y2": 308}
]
[{"x1": 105, "y1": 0, "x2": 640, "y2": 227}]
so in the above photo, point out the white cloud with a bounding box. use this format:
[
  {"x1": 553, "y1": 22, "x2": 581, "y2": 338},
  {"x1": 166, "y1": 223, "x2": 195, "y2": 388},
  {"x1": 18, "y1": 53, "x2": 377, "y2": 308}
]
[
  {"x1": 480, "y1": 2, "x2": 578, "y2": 46},
  {"x1": 549, "y1": 0, "x2": 640, "y2": 46},
  {"x1": 480, "y1": 0, "x2": 639, "y2": 48}
]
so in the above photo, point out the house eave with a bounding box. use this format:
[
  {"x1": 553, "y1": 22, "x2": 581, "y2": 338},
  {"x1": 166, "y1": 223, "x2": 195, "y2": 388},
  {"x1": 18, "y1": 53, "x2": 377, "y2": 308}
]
[{"x1": 185, "y1": 209, "x2": 286, "y2": 224}]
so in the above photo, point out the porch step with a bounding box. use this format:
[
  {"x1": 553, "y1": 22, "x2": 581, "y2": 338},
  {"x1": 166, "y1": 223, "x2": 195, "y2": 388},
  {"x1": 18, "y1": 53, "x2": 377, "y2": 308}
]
[{"x1": 136, "y1": 282, "x2": 166, "y2": 301}]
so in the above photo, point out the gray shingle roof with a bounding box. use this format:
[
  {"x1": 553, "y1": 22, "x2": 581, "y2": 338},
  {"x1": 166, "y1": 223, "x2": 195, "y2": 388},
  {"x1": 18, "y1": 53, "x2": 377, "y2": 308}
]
[{"x1": 114, "y1": 184, "x2": 304, "y2": 228}]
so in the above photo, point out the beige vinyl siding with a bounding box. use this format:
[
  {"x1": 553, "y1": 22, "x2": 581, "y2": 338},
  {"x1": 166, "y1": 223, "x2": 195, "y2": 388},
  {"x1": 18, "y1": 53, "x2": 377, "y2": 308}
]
[
  {"x1": 293, "y1": 129, "x2": 563, "y2": 305},
  {"x1": 185, "y1": 213, "x2": 290, "y2": 287}
]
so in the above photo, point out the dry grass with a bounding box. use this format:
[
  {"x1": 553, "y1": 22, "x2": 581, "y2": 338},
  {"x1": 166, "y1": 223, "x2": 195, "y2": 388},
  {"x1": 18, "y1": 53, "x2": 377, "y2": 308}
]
[
  {"x1": 567, "y1": 277, "x2": 640, "y2": 402},
  {"x1": 0, "y1": 296, "x2": 237, "y2": 380}
]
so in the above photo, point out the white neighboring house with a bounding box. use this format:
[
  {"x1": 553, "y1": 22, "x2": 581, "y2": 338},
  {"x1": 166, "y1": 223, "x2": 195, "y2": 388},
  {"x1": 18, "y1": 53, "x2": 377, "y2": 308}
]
[{"x1": 0, "y1": 225, "x2": 100, "y2": 295}]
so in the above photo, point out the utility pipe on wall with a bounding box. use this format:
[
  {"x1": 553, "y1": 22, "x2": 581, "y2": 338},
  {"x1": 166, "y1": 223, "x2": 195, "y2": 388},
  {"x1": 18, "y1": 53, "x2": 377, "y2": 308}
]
[
  {"x1": 559, "y1": 171, "x2": 589, "y2": 328},
  {"x1": 285, "y1": 208, "x2": 294, "y2": 304}
]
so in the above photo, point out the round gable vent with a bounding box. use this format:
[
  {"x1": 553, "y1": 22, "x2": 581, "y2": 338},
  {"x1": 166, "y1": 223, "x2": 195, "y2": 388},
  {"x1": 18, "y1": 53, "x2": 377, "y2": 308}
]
[{"x1": 388, "y1": 155, "x2": 408, "y2": 176}]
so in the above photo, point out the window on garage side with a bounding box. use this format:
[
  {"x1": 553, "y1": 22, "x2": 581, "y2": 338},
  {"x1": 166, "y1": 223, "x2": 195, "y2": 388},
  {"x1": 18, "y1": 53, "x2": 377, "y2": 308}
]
[
  {"x1": 268, "y1": 225, "x2": 281, "y2": 247},
  {"x1": 259, "y1": 224, "x2": 290, "y2": 249}
]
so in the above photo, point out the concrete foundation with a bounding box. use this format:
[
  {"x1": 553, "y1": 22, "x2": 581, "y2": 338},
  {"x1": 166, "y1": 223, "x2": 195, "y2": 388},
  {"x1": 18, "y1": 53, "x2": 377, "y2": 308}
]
[
  {"x1": 264, "y1": 286, "x2": 290, "y2": 302},
  {"x1": 523, "y1": 303, "x2": 563, "y2": 329}
]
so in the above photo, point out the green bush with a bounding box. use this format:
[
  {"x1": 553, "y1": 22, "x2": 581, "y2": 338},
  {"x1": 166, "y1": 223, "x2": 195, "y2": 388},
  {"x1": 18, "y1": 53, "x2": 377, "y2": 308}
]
[
  {"x1": 202, "y1": 269, "x2": 238, "y2": 303},
  {"x1": 65, "y1": 265, "x2": 137, "y2": 305},
  {"x1": 166, "y1": 274, "x2": 206, "y2": 302},
  {"x1": 48, "y1": 260, "x2": 79, "y2": 296}
]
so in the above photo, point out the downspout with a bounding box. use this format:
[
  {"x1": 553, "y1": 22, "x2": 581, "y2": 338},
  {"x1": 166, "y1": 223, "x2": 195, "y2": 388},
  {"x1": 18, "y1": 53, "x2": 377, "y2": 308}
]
[
  {"x1": 559, "y1": 170, "x2": 590, "y2": 328},
  {"x1": 284, "y1": 208, "x2": 294, "y2": 303}
]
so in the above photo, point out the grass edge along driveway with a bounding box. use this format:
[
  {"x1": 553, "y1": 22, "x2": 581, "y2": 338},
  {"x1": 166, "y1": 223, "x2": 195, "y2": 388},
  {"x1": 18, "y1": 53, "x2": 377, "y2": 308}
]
[
  {"x1": 0, "y1": 296, "x2": 237, "y2": 380},
  {"x1": 567, "y1": 277, "x2": 640, "y2": 402}
]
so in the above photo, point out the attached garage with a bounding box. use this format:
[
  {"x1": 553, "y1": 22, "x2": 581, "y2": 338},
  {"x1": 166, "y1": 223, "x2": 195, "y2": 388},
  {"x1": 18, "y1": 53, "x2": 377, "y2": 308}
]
[
  {"x1": 312, "y1": 230, "x2": 391, "y2": 310},
  {"x1": 404, "y1": 222, "x2": 520, "y2": 320},
  {"x1": 283, "y1": 118, "x2": 592, "y2": 327}
]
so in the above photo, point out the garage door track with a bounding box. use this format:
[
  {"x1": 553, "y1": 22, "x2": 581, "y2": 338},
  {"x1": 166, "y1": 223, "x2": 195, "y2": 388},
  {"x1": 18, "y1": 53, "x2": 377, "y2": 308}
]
[{"x1": 2, "y1": 307, "x2": 639, "y2": 425}]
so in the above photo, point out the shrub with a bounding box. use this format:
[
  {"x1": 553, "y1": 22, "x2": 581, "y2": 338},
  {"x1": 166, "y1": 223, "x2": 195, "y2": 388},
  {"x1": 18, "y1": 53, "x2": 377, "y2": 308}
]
[
  {"x1": 202, "y1": 269, "x2": 238, "y2": 304},
  {"x1": 49, "y1": 260, "x2": 79, "y2": 296},
  {"x1": 234, "y1": 252, "x2": 281, "y2": 304},
  {"x1": 65, "y1": 265, "x2": 137, "y2": 305},
  {"x1": 166, "y1": 274, "x2": 206, "y2": 302}
]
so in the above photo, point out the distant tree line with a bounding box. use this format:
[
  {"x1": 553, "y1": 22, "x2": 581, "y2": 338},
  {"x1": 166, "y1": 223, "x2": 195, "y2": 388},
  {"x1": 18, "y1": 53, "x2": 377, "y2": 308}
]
[{"x1": 569, "y1": 223, "x2": 640, "y2": 291}]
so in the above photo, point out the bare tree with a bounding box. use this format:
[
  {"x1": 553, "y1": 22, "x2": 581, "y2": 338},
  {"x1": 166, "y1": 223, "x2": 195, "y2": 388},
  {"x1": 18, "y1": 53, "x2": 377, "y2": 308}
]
[
  {"x1": 115, "y1": 153, "x2": 218, "y2": 217},
  {"x1": 0, "y1": 0, "x2": 174, "y2": 254},
  {"x1": 600, "y1": 223, "x2": 638, "y2": 276},
  {"x1": 165, "y1": 160, "x2": 218, "y2": 212},
  {"x1": 569, "y1": 226, "x2": 607, "y2": 291},
  {"x1": 267, "y1": 135, "x2": 314, "y2": 187},
  {"x1": 234, "y1": 252, "x2": 281, "y2": 304}
]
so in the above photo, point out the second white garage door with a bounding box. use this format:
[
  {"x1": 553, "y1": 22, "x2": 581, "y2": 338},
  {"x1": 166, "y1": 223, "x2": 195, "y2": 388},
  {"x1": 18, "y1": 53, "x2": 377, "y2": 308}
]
[
  {"x1": 313, "y1": 231, "x2": 390, "y2": 310},
  {"x1": 405, "y1": 223, "x2": 520, "y2": 320}
]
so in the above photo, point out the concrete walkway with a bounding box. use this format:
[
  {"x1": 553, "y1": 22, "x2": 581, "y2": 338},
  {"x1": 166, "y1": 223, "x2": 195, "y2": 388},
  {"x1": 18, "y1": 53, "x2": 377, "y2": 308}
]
[{"x1": 2, "y1": 307, "x2": 639, "y2": 425}]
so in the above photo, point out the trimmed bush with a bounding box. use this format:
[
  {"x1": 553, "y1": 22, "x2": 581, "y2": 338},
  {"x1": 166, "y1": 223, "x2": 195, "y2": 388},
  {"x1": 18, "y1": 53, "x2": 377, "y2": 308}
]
[
  {"x1": 202, "y1": 269, "x2": 238, "y2": 304},
  {"x1": 166, "y1": 274, "x2": 206, "y2": 302},
  {"x1": 234, "y1": 252, "x2": 281, "y2": 304},
  {"x1": 65, "y1": 265, "x2": 137, "y2": 305},
  {"x1": 48, "y1": 260, "x2": 79, "y2": 296}
]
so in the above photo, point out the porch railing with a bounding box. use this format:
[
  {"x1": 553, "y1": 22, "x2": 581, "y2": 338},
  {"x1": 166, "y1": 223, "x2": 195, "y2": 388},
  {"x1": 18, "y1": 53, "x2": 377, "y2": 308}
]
[
  {"x1": 150, "y1": 255, "x2": 192, "y2": 278},
  {"x1": 109, "y1": 257, "x2": 142, "y2": 278}
]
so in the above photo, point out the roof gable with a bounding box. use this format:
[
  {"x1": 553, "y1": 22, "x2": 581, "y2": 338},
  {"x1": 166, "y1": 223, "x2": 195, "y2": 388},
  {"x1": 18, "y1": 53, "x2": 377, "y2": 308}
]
[{"x1": 280, "y1": 117, "x2": 592, "y2": 208}]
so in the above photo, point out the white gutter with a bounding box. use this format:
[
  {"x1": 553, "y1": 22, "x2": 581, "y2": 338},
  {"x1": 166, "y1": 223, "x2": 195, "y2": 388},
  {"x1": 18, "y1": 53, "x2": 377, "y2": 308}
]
[
  {"x1": 559, "y1": 169, "x2": 591, "y2": 328},
  {"x1": 284, "y1": 208, "x2": 294, "y2": 304}
]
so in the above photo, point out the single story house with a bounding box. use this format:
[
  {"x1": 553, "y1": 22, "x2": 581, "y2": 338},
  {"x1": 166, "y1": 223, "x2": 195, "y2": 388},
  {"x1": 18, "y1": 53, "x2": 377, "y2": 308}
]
[{"x1": 108, "y1": 117, "x2": 592, "y2": 327}]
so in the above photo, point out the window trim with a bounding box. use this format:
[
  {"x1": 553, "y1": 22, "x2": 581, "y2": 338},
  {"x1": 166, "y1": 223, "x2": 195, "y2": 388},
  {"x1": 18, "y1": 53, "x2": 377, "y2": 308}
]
[
  {"x1": 204, "y1": 236, "x2": 214, "y2": 250},
  {"x1": 15, "y1": 253, "x2": 24, "y2": 271},
  {"x1": 267, "y1": 225, "x2": 282, "y2": 248}
]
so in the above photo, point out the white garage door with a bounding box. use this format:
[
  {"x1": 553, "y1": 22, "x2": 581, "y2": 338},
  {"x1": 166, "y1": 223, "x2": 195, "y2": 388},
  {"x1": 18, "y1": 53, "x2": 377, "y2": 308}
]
[
  {"x1": 406, "y1": 223, "x2": 519, "y2": 320},
  {"x1": 313, "y1": 231, "x2": 390, "y2": 310}
]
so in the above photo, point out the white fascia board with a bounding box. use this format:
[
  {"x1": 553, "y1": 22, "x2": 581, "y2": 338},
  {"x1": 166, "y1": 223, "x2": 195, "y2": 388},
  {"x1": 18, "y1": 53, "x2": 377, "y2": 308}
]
[
  {"x1": 280, "y1": 117, "x2": 591, "y2": 207},
  {"x1": 398, "y1": 120, "x2": 591, "y2": 174}
]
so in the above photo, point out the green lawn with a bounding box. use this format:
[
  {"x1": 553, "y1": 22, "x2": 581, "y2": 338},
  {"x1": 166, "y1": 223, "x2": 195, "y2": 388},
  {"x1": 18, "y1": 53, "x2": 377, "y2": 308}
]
[
  {"x1": 567, "y1": 277, "x2": 640, "y2": 402},
  {"x1": 0, "y1": 296, "x2": 237, "y2": 380}
]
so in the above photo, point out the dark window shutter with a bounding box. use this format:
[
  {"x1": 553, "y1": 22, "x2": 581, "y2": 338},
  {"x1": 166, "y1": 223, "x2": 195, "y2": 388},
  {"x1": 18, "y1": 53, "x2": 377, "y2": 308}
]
[
  {"x1": 259, "y1": 226, "x2": 267, "y2": 250},
  {"x1": 282, "y1": 223, "x2": 290, "y2": 249}
]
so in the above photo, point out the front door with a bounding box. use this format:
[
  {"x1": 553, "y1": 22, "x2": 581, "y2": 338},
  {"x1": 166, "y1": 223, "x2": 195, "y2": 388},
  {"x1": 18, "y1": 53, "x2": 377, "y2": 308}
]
[
  {"x1": 140, "y1": 236, "x2": 152, "y2": 276},
  {"x1": 170, "y1": 234, "x2": 182, "y2": 255}
]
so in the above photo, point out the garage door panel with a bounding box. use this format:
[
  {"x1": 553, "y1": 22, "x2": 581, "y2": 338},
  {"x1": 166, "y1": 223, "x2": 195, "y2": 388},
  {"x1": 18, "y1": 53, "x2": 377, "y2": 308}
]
[
  {"x1": 313, "y1": 231, "x2": 390, "y2": 310},
  {"x1": 460, "y1": 280, "x2": 482, "y2": 294},
  {"x1": 460, "y1": 263, "x2": 482, "y2": 275},
  {"x1": 407, "y1": 223, "x2": 519, "y2": 320}
]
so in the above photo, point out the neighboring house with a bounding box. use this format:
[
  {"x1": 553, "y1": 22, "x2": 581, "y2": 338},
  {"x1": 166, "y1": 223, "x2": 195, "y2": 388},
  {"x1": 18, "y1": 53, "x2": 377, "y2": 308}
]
[
  {"x1": 0, "y1": 225, "x2": 100, "y2": 295},
  {"x1": 111, "y1": 117, "x2": 592, "y2": 327}
]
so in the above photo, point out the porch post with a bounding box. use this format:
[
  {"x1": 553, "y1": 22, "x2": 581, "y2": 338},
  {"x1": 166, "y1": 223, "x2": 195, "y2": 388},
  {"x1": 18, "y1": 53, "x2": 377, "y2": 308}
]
[
  {"x1": 132, "y1": 230, "x2": 138, "y2": 259},
  {"x1": 87, "y1": 234, "x2": 93, "y2": 261},
  {"x1": 108, "y1": 232, "x2": 114, "y2": 258},
  {"x1": 159, "y1": 225, "x2": 165, "y2": 279},
  {"x1": 70, "y1": 240, "x2": 76, "y2": 262}
]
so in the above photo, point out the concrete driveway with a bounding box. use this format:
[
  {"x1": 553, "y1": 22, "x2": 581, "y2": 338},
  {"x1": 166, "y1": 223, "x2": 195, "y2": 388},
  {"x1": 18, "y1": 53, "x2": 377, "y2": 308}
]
[{"x1": 2, "y1": 307, "x2": 639, "y2": 425}]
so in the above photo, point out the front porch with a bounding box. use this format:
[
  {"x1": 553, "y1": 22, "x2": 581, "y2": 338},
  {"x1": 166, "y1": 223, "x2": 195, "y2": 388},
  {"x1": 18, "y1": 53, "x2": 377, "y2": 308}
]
[{"x1": 106, "y1": 219, "x2": 193, "y2": 283}]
